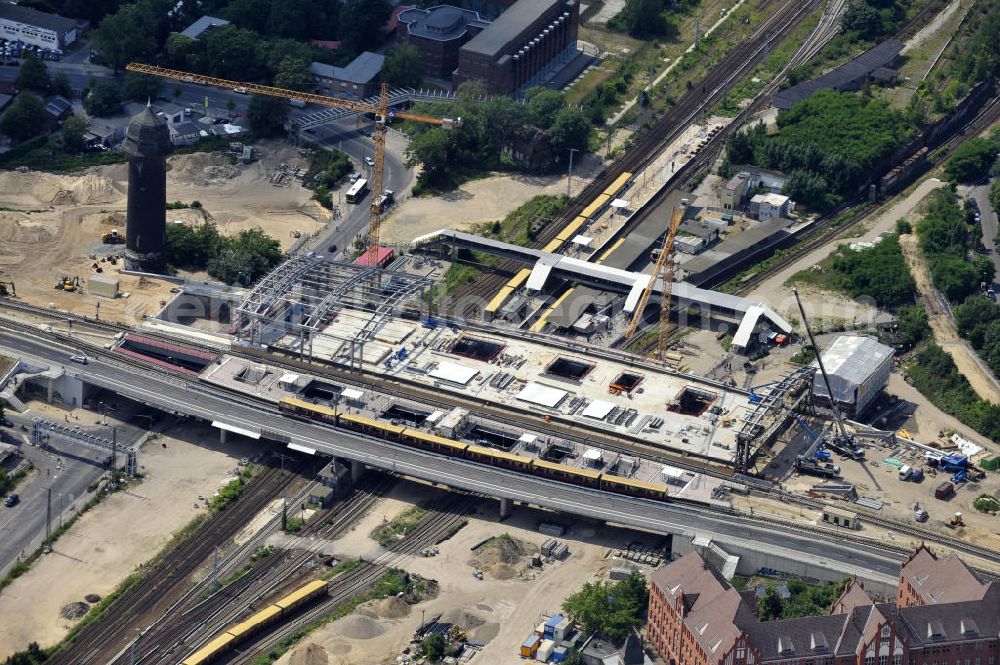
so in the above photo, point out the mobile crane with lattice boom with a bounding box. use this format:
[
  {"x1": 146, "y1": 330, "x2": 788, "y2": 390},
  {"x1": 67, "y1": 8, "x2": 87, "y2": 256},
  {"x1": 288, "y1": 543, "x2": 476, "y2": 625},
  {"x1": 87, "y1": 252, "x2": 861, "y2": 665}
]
[{"x1": 125, "y1": 63, "x2": 461, "y2": 264}]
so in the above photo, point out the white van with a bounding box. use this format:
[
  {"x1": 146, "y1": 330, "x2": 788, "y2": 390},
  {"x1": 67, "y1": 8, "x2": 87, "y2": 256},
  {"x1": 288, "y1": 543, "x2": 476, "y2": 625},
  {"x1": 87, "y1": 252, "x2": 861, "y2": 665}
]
[{"x1": 898, "y1": 465, "x2": 912, "y2": 481}]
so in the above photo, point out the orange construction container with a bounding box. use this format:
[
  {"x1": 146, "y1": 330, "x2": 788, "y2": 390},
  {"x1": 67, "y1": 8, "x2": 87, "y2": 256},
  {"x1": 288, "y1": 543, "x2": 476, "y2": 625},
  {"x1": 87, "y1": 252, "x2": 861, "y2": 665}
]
[{"x1": 521, "y1": 636, "x2": 541, "y2": 658}]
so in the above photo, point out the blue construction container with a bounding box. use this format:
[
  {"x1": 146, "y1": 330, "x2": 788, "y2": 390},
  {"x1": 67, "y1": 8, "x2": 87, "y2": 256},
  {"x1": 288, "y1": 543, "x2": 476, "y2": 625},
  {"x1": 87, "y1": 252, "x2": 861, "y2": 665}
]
[
  {"x1": 551, "y1": 646, "x2": 568, "y2": 663},
  {"x1": 543, "y1": 614, "x2": 563, "y2": 639}
]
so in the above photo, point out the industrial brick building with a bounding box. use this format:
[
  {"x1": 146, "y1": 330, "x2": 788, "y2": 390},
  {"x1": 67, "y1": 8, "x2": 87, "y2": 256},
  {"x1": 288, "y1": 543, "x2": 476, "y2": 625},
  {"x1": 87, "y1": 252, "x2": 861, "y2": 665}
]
[
  {"x1": 453, "y1": 0, "x2": 579, "y2": 95},
  {"x1": 648, "y1": 546, "x2": 999, "y2": 665},
  {"x1": 0, "y1": 5, "x2": 85, "y2": 49},
  {"x1": 397, "y1": 5, "x2": 490, "y2": 79}
]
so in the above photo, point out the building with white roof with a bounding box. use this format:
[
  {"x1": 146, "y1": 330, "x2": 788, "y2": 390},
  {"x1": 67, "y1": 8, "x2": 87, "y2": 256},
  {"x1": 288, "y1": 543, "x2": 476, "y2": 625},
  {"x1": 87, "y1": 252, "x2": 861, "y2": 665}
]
[
  {"x1": 811, "y1": 335, "x2": 894, "y2": 417},
  {"x1": 749, "y1": 193, "x2": 794, "y2": 220}
]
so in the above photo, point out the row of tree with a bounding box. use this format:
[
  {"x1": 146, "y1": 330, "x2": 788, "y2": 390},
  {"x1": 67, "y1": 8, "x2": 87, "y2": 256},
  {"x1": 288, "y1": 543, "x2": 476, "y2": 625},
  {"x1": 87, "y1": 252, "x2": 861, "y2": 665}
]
[
  {"x1": 165, "y1": 222, "x2": 284, "y2": 285},
  {"x1": 722, "y1": 91, "x2": 917, "y2": 209},
  {"x1": 824, "y1": 235, "x2": 916, "y2": 308},
  {"x1": 907, "y1": 344, "x2": 1000, "y2": 443},
  {"x1": 90, "y1": 0, "x2": 390, "y2": 76},
  {"x1": 916, "y1": 188, "x2": 992, "y2": 303},
  {"x1": 405, "y1": 87, "x2": 590, "y2": 194}
]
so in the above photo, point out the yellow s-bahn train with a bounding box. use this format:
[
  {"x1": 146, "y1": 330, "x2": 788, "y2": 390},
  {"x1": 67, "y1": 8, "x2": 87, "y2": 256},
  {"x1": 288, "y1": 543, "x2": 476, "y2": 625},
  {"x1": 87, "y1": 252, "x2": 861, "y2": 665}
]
[
  {"x1": 277, "y1": 396, "x2": 668, "y2": 501},
  {"x1": 181, "y1": 579, "x2": 328, "y2": 665}
]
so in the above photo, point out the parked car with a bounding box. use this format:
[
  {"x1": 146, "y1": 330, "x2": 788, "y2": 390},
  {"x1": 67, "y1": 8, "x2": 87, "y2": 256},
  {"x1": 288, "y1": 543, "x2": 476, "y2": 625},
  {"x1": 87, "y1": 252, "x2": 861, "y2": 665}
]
[
  {"x1": 364, "y1": 156, "x2": 375, "y2": 167},
  {"x1": 233, "y1": 86, "x2": 248, "y2": 94},
  {"x1": 5, "y1": 494, "x2": 19, "y2": 507}
]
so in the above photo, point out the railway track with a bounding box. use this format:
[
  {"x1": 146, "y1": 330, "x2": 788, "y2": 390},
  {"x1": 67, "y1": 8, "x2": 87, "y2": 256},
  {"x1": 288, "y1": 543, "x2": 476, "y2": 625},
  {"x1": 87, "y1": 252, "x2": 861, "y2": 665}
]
[
  {"x1": 109, "y1": 474, "x2": 397, "y2": 665},
  {"x1": 222, "y1": 494, "x2": 471, "y2": 665},
  {"x1": 48, "y1": 467, "x2": 299, "y2": 665},
  {"x1": 731, "y1": 93, "x2": 1000, "y2": 296},
  {"x1": 451, "y1": 0, "x2": 820, "y2": 310}
]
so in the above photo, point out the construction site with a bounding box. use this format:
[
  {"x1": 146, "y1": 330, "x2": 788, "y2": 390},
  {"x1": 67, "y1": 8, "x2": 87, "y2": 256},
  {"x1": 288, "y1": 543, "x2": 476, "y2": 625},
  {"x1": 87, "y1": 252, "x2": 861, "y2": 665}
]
[{"x1": 2, "y1": 11, "x2": 1000, "y2": 664}]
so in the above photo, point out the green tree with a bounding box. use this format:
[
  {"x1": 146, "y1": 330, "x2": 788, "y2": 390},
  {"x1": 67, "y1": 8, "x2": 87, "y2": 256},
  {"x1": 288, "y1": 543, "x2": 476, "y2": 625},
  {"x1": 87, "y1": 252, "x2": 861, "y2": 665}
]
[
  {"x1": 561, "y1": 572, "x2": 647, "y2": 642},
  {"x1": 945, "y1": 138, "x2": 999, "y2": 183},
  {"x1": 60, "y1": 115, "x2": 89, "y2": 153},
  {"x1": 0, "y1": 92, "x2": 46, "y2": 143},
  {"x1": 15, "y1": 52, "x2": 51, "y2": 94},
  {"x1": 203, "y1": 25, "x2": 266, "y2": 81},
  {"x1": 759, "y1": 586, "x2": 786, "y2": 621},
  {"x1": 991, "y1": 179, "x2": 1000, "y2": 216},
  {"x1": 619, "y1": 0, "x2": 666, "y2": 38},
  {"x1": 421, "y1": 633, "x2": 445, "y2": 662},
  {"x1": 91, "y1": 4, "x2": 154, "y2": 73},
  {"x1": 165, "y1": 33, "x2": 203, "y2": 70},
  {"x1": 406, "y1": 127, "x2": 451, "y2": 189},
  {"x1": 382, "y1": 44, "x2": 424, "y2": 89},
  {"x1": 51, "y1": 72, "x2": 73, "y2": 99},
  {"x1": 225, "y1": 0, "x2": 271, "y2": 33},
  {"x1": 897, "y1": 304, "x2": 930, "y2": 350},
  {"x1": 246, "y1": 94, "x2": 288, "y2": 138},
  {"x1": 525, "y1": 88, "x2": 565, "y2": 128},
  {"x1": 339, "y1": 0, "x2": 392, "y2": 55},
  {"x1": 273, "y1": 57, "x2": 314, "y2": 92},
  {"x1": 549, "y1": 106, "x2": 590, "y2": 160},
  {"x1": 83, "y1": 81, "x2": 123, "y2": 117},
  {"x1": 123, "y1": 72, "x2": 162, "y2": 102},
  {"x1": 841, "y1": 1, "x2": 883, "y2": 39},
  {"x1": 932, "y1": 256, "x2": 980, "y2": 302}
]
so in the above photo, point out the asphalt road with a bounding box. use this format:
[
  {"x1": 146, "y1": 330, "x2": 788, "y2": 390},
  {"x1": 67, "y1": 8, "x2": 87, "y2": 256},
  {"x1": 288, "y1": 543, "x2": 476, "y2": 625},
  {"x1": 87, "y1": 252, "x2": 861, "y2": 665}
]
[
  {"x1": 0, "y1": 329, "x2": 903, "y2": 582},
  {"x1": 970, "y1": 180, "x2": 999, "y2": 285},
  {"x1": 0, "y1": 411, "x2": 107, "y2": 578}
]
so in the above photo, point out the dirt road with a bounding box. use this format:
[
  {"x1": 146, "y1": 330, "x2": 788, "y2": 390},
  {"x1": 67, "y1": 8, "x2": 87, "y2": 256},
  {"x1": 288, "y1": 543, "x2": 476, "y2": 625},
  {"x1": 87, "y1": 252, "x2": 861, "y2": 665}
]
[{"x1": 898, "y1": 233, "x2": 1000, "y2": 404}]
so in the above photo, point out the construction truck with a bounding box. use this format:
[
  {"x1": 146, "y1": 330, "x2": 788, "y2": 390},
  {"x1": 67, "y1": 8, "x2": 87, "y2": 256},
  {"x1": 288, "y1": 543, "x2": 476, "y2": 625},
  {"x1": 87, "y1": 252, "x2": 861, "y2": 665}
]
[
  {"x1": 944, "y1": 512, "x2": 964, "y2": 529},
  {"x1": 102, "y1": 229, "x2": 125, "y2": 244},
  {"x1": 57, "y1": 276, "x2": 78, "y2": 292}
]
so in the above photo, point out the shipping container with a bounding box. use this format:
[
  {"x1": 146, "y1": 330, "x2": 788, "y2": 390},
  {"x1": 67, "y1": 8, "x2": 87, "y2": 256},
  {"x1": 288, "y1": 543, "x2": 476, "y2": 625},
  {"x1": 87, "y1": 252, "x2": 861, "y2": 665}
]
[
  {"x1": 521, "y1": 636, "x2": 541, "y2": 658},
  {"x1": 551, "y1": 646, "x2": 568, "y2": 663},
  {"x1": 537, "y1": 639, "x2": 556, "y2": 662}
]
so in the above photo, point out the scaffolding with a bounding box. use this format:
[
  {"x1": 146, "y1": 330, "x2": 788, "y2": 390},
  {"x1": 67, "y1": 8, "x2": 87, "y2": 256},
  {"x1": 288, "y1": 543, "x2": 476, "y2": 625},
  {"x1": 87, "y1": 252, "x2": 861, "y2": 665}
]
[
  {"x1": 31, "y1": 418, "x2": 139, "y2": 477},
  {"x1": 233, "y1": 255, "x2": 432, "y2": 369},
  {"x1": 734, "y1": 366, "x2": 815, "y2": 474}
]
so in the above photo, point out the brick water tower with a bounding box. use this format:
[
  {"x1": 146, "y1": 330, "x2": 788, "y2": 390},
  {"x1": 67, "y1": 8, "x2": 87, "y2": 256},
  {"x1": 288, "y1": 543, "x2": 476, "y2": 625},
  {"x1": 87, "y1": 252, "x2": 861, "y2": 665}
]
[{"x1": 122, "y1": 103, "x2": 172, "y2": 273}]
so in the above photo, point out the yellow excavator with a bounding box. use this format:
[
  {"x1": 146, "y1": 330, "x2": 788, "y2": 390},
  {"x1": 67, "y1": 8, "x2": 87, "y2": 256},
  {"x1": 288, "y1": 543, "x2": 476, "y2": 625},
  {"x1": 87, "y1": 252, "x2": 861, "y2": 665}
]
[{"x1": 102, "y1": 229, "x2": 125, "y2": 244}]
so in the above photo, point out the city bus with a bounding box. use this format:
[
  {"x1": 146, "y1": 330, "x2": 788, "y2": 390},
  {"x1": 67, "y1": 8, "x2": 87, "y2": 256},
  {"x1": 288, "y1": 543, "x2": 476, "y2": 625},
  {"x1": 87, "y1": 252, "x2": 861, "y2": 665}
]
[{"x1": 345, "y1": 178, "x2": 369, "y2": 204}]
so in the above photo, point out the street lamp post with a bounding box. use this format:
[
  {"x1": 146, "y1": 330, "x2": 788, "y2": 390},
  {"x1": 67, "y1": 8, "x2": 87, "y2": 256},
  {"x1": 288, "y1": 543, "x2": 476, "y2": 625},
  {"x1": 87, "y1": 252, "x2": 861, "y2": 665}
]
[{"x1": 566, "y1": 148, "x2": 579, "y2": 198}]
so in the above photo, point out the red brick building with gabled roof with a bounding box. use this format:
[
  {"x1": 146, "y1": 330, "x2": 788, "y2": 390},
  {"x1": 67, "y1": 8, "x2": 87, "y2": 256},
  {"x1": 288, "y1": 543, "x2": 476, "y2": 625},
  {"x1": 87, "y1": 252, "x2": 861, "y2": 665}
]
[{"x1": 648, "y1": 547, "x2": 999, "y2": 665}]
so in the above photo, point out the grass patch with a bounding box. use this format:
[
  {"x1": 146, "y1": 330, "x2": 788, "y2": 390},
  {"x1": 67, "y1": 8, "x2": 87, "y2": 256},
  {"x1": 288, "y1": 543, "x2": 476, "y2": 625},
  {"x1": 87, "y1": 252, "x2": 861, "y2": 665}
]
[
  {"x1": 323, "y1": 558, "x2": 365, "y2": 579},
  {"x1": 973, "y1": 495, "x2": 1000, "y2": 514},
  {"x1": 284, "y1": 517, "x2": 307, "y2": 533},
  {"x1": 373, "y1": 506, "x2": 429, "y2": 547},
  {"x1": 209, "y1": 464, "x2": 260, "y2": 511},
  {"x1": 788, "y1": 346, "x2": 816, "y2": 365}
]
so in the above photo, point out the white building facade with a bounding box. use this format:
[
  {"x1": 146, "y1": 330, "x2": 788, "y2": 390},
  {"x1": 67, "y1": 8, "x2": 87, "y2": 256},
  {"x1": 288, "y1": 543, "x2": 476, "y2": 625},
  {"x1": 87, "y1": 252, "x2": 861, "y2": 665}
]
[{"x1": 0, "y1": 6, "x2": 82, "y2": 49}]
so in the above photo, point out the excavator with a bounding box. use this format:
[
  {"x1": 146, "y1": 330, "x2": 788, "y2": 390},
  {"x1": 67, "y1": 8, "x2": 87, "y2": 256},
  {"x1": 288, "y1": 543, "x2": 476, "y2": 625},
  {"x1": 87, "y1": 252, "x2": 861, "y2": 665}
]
[{"x1": 102, "y1": 229, "x2": 125, "y2": 244}]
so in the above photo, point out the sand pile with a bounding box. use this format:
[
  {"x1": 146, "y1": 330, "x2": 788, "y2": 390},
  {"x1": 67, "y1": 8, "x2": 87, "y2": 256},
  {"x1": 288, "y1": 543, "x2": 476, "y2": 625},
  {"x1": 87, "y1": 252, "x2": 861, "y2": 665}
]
[
  {"x1": 468, "y1": 622, "x2": 501, "y2": 644},
  {"x1": 469, "y1": 534, "x2": 536, "y2": 579},
  {"x1": 440, "y1": 609, "x2": 485, "y2": 629},
  {"x1": 68, "y1": 173, "x2": 123, "y2": 205},
  {"x1": 0, "y1": 216, "x2": 57, "y2": 244},
  {"x1": 167, "y1": 153, "x2": 240, "y2": 186},
  {"x1": 337, "y1": 615, "x2": 386, "y2": 640},
  {"x1": 289, "y1": 643, "x2": 329, "y2": 665},
  {"x1": 373, "y1": 596, "x2": 410, "y2": 618}
]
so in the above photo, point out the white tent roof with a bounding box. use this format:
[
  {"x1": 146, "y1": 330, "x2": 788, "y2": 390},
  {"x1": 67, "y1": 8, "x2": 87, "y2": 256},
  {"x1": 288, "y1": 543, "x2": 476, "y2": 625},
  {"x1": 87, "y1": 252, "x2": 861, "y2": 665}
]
[
  {"x1": 516, "y1": 382, "x2": 568, "y2": 408},
  {"x1": 582, "y1": 400, "x2": 615, "y2": 419},
  {"x1": 341, "y1": 387, "x2": 363, "y2": 400},
  {"x1": 812, "y1": 336, "x2": 893, "y2": 404},
  {"x1": 610, "y1": 198, "x2": 630, "y2": 208},
  {"x1": 572, "y1": 235, "x2": 593, "y2": 247},
  {"x1": 583, "y1": 448, "x2": 603, "y2": 461},
  {"x1": 429, "y1": 361, "x2": 478, "y2": 386}
]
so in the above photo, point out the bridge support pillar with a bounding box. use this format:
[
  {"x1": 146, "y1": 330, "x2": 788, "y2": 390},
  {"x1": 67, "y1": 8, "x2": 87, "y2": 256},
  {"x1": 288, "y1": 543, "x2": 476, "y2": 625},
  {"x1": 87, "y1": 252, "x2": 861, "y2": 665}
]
[
  {"x1": 219, "y1": 428, "x2": 228, "y2": 444},
  {"x1": 351, "y1": 461, "x2": 363, "y2": 482},
  {"x1": 499, "y1": 497, "x2": 511, "y2": 520}
]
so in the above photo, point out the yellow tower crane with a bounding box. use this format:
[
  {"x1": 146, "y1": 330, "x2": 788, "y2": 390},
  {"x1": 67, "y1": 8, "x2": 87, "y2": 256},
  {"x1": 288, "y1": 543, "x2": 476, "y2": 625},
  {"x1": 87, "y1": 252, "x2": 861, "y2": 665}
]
[
  {"x1": 624, "y1": 206, "x2": 684, "y2": 361},
  {"x1": 125, "y1": 63, "x2": 461, "y2": 263}
]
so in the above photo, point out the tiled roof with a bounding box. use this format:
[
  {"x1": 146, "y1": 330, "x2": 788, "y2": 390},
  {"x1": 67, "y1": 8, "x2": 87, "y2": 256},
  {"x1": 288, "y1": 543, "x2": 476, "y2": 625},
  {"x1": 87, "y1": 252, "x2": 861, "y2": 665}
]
[{"x1": 900, "y1": 545, "x2": 988, "y2": 605}]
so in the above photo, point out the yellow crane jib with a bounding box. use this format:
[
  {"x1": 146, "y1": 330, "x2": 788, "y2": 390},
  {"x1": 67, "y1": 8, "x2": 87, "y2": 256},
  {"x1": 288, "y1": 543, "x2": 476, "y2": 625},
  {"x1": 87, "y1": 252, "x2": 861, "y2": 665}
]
[
  {"x1": 125, "y1": 63, "x2": 459, "y2": 255},
  {"x1": 624, "y1": 206, "x2": 685, "y2": 360}
]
